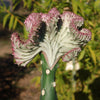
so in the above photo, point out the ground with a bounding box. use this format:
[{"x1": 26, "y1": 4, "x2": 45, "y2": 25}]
[{"x1": 0, "y1": 24, "x2": 41, "y2": 100}]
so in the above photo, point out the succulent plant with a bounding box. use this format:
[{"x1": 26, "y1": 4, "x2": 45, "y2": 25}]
[{"x1": 11, "y1": 8, "x2": 91, "y2": 100}]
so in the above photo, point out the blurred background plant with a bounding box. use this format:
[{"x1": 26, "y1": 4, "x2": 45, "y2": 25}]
[{"x1": 0, "y1": 0, "x2": 100, "y2": 100}]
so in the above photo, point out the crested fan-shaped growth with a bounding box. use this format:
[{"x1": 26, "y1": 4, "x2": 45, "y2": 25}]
[{"x1": 11, "y1": 8, "x2": 91, "y2": 69}]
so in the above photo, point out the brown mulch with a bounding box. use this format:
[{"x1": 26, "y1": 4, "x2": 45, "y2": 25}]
[
  {"x1": 0, "y1": 25, "x2": 41, "y2": 100},
  {"x1": 0, "y1": 55, "x2": 41, "y2": 100}
]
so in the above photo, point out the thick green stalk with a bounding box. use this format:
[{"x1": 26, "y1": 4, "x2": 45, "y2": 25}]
[{"x1": 40, "y1": 54, "x2": 58, "y2": 100}]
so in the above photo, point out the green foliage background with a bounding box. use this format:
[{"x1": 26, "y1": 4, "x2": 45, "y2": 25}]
[{"x1": 0, "y1": 0, "x2": 100, "y2": 100}]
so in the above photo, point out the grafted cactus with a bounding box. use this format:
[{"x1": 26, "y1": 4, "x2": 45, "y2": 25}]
[{"x1": 11, "y1": 8, "x2": 91, "y2": 100}]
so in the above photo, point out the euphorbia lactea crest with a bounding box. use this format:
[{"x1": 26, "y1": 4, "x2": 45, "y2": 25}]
[
  {"x1": 11, "y1": 8, "x2": 91, "y2": 70},
  {"x1": 11, "y1": 8, "x2": 91, "y2": 100}
]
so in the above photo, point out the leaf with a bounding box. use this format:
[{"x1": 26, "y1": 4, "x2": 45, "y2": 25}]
[
  {"x1": 23, "y1": 0, "x2": 27, "y2": 7},
  {"x1": 88, "y1": 21, "x2": 95, "y2": 27},
  {"x1": 94, "y1": 0, "x2": 100, "y2": 12},
  {"x1": 13, "y1": 17, "x2": 18, "y2": 30},
  {"x1": 27, "y1": 54, "x2": 40, "y2": 67},
  {"x1": 12, "y1": 0, "x2": 16, "y2": 3},
  {"x1": 78, "y1": 49, "x2": 85, "y2": 61},
  {"x1": 45, "y1": 0, "x2": 52, "y2": 8},
  {"x1": 32, "y1": 54, "x2": 40, "y2": 63},
  {"x1": 23, "y1": 26, "x2": 29, "y2": 39},
  {"x1": 88, "y1": 46, "x2": 96, "y2": 66},
  {"x1": 9, "y1": 15, "x2": 14, "y2": 30},
  {"x1": 13, "y1": 0, "x2": 21, "y2": 10},
  {"x1": 27, "y1": 0, "x2": 32, "y2": 9},
  {"x1": 78, "y1": 2, "x2": 84, "y2": 16},
  {"x1": 31, "y1": 76, "x2": 40, "y2": 87},
  {"x1": 0, "y1": 0, "x2": 6, "y2": 8},
  {"x1": 91, "y1": 30, "x2": 94, "y2": 41},
  {"x1": 3, "y1": 13, "x2": 10, "y2": 28},
  {"x1": 71, "y1": 0, "x2": 78, "y2": 14}
]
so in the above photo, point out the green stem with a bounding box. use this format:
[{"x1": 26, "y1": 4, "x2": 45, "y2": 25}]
[{"x1": 40, "y1": 54, "x2": 58, "y2": 100}]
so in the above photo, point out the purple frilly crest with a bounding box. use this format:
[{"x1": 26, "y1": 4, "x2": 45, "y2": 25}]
[{"x1": 11, "y1": 8, "x2": 91, "y2": 68}]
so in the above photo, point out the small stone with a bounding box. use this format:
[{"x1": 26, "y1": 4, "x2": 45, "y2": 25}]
[
  {"x1": 52, "y1": 82, "x2": 56, "y2": 87},
  {"x1": 46, "y1": 69, "x2": 50, "y2": 75},
  {"x1": 41, "y1": 89, "x2": 45, "y2": 96}
]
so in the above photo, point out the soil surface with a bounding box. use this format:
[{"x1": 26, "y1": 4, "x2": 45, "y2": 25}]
[{"x1": 0, "y1": 25, "x2": 41, "y2": 100}]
